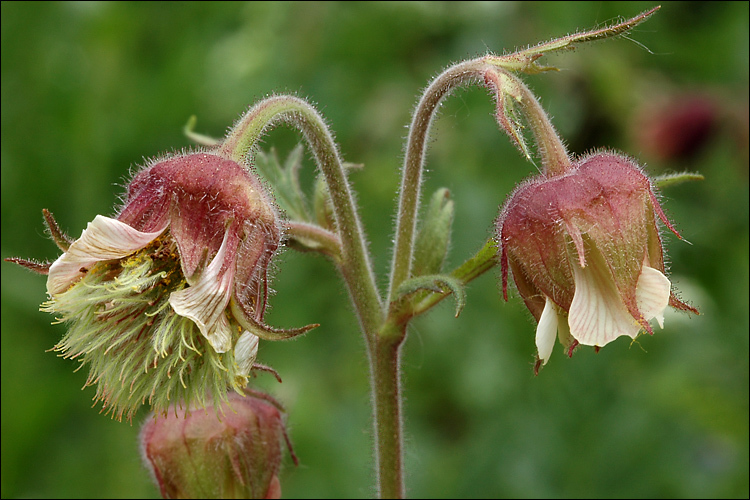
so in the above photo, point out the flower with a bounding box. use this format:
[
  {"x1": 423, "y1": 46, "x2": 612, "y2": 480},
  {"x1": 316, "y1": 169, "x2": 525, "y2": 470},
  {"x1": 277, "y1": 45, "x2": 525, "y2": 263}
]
[
  {"x1": 140, "y1": 390, "x2": 297, "y2": 499},
  {"x1": 633, "y1": 93, "x2": 718, "y2": 163},
  {"x1": 9, "y1": 151, "x2": 315, "y2": 420},
  {"x1": 496, "y1": 151, "x2": 698, "y2": 373}
]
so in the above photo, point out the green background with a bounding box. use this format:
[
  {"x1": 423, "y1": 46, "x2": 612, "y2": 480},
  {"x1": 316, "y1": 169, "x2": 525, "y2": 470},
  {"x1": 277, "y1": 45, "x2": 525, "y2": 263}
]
[{"x1": 2, "y1": 2, "x2": 747, "y2": 498}]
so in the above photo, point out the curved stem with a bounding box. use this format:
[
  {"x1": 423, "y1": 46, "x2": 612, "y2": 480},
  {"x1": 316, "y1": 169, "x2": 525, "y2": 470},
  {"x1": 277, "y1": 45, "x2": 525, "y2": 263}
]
[
  {"x1": 388, "y1": 57, "x2": 572, "y2": 306},
  {"x1": 388, "y1": 57, "x2": 493, "y2": 303},
  {"x1": 379, "y1": 58, "x2": 499, "y2": 498},
  {"x1": 388, "y1": 8, "x2": 657, "y2": 298},
  {"x1": 219, "y1": 96, "x2": 384, "y2": 337}
]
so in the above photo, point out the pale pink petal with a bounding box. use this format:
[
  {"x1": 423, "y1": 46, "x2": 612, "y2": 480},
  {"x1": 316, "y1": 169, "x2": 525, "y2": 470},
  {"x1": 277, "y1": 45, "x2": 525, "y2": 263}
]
[
  {"x1": 234, "y1": 331, "x2": 259, "y2": 378},
  {"x1": 535, "y1": 296, "x2": 558, "y2": 365},
  {"x1": 169, "y1": 230, "x2": 235, "y2": 353},
  {"x1": 568, "y1": 260, "x2": 641, "y2": 347},
  {"x1": 47, "y1": 215, "x2": 164, "y2": 295},
  {"x1": 636, "y1": 265, "x2": 671, "y2": 329}
]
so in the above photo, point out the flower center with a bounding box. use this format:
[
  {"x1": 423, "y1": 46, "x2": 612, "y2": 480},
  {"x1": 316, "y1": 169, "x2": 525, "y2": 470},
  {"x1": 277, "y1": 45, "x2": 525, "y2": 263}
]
[{"x1": 42, "y1": 231, "x2": 249, "y2": 421}]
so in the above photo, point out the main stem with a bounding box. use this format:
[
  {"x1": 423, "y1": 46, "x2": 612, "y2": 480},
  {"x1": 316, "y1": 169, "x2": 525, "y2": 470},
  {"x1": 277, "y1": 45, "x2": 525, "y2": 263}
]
[{"x1": 372, "y1": 324, "x2": 406, "y2": 498}]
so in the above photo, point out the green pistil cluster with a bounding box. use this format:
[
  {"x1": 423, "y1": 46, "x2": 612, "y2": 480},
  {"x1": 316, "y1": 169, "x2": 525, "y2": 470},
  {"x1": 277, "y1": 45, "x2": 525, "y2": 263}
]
[{"x1": 43, "y1": 233, "x2": 247, "y2": 421}]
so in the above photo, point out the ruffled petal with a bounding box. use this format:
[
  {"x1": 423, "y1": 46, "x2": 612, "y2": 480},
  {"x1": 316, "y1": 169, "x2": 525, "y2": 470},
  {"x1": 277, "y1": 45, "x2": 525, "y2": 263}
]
[
  {"x1": 47, "y1": 215, "x2": 165, "y2": 295},
  {"x1": 234, "y1": 331, "x2": 259, "y2": 378},
  {"x1": 535, "y1": 296, "x2": 559, "y2": 365},
  {"x1": 568, "y1": 256, "x2": 641, "y2": 347},
  {"x1": 635, "y1": 265, "x2": 671, "y2": 329},
  {"x1": 169, "y1": 230, "x2": 235, "y2": 353}
]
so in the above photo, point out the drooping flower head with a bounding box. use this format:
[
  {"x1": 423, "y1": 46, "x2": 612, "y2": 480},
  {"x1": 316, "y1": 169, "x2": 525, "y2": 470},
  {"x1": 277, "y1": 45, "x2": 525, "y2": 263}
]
[
  {"x1": 496, "y1": 151, "x2": 698, "y2": 373},
  {"x1": 10, "y1": 151, "x2": 315, "y2": 420}
]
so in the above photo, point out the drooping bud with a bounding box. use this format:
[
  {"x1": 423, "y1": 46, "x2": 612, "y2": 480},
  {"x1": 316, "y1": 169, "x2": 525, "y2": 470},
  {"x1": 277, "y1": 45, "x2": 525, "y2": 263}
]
[
  {"x1": 140, "y1": 390, "x2": 297, "y2": 499},
  {"x1": 10, "y1": 150, "x2": 316, "y2": 420},
  {"x1": 496, "y1": 151, "x2": 698, "y2": 371}
]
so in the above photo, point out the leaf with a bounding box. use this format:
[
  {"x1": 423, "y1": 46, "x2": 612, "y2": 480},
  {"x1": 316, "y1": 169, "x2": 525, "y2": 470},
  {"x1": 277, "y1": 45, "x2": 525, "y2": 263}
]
[
  {"x1": 413, "y1": 188, "x2": 454, "y2": 277},
  {"x1": 254, "y1": 144, "x2": 312, "y2": 222},
  {"x1": 490, "y1": 71, "x2": 533, "y2": 162},
  {"x1": 652, "y1": 172, "x2": 705, "y2": 189},
  {"x1": 491, "y1": 7, "x2": 661, "y2": 75}
]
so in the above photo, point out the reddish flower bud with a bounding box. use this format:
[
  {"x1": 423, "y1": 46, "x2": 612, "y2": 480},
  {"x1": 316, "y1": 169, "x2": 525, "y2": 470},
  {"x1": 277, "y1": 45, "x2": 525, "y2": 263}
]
[
  {"x1": 140, "y1": 391, "x2": 296, "y2": 499},
  {"x1": 496, "y1": 151, "x2": 697, "y2": 371},
  {"x1": 633, "y1": 94, "x2": 718, "y2": 162}
]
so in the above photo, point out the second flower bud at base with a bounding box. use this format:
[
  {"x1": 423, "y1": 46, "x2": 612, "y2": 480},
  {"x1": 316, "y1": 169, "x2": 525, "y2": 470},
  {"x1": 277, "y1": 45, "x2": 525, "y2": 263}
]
[
  {"x1": 140, "y1": 391, "x2": 296, "y2": 499},
  {"x1": 496, "y1": 151, "x2": 697, "y2": 371}
]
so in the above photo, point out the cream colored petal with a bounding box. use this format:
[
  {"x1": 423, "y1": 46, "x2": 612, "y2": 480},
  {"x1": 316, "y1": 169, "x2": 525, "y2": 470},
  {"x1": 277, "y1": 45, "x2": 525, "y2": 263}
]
[
  {"x1": 568, "y1": 259, "x2": 641, "y2": 347},
  {"x1": 208, "y1": 312, "x2": 233, "y2": 354},
  {"x1": 234, "y1": 331, "x2": 259, "y2": 378},
  {"x1": 47, "y1": 215, "x2": 164, "y2": 295},
  {"x1": 535, "y1": 296, "x2": 559, "y2": 365},
  {"x1": 169, "y1": 230, "x2": 234, "y2": 353},
  {"x1": 635, "y1": 265, "x2": 671, "y2": 329}
]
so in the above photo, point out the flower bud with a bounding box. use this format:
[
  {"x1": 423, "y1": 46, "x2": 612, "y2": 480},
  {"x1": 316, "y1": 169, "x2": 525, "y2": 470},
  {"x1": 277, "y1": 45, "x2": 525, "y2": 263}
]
[
  {"x1": 633, "y1": 94, "x2": 718, "y2": 162},
  {"x1": 496, "y1": 151, "x2": 698, "y2": 372},
  {"x1": 9, "y1": 150, "x2": 316, "y2": 420},
  {"x1": 140, "y1": 391, "x2": 296, "y2": 499}
]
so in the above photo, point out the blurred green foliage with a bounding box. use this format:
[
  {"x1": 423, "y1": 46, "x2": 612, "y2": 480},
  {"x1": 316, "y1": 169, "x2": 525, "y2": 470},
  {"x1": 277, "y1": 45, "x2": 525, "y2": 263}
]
[{"x1": 2, "y1": 2, "x2": 747, "y2": 498}]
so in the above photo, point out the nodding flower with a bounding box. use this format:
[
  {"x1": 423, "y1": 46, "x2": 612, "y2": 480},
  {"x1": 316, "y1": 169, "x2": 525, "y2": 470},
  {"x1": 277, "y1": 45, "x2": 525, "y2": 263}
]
[
  {"x1": 496, "y1": 151, "x2": 698, "y2": 374},
  {"x1": 9, "y1": 151, "x2": 316, "y2": 420}
]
